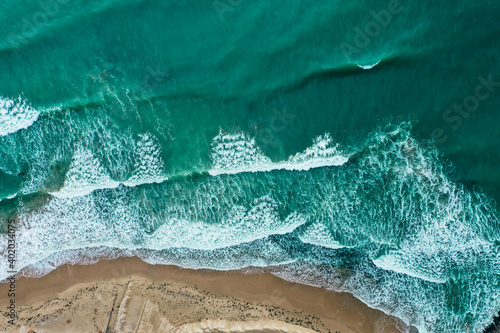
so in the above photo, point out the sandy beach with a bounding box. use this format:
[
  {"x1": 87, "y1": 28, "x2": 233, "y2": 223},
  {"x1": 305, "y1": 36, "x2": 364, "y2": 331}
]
[{"x1": 0, "y1": 257, "x2": 412, "y2": 333}]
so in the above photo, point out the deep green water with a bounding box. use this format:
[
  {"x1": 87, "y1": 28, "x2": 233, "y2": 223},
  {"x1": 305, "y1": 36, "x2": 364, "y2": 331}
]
[{"x1": 1, "y1": 0, "x2": 500, "y2": 332}]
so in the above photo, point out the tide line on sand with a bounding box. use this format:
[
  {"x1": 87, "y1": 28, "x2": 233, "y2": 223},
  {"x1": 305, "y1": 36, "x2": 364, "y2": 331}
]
[{"x1": 0, "y1": 257, "x2": 409, "y2": 333}]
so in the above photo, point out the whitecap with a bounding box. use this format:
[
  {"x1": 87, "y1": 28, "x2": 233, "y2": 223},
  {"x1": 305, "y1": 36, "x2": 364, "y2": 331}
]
[
  {"x1": 123, "y1": 133, "x2": 168, "y2": 186},
  {"x1": 0, "y1": 96, "x2": 40, "y2": 136},
  {"x1": 357, "y1": 60, "x2": 381, "y2": 70},
  {"x1": 209, "y1": 131, "x2": 349, "y2": 175},
  {"x1": 49, "y1": 146, "x2": 119, "y2": 198},
  {"x1": 3, "y1": 122, "x2": 500, "y2": 333},
  {"x1": 51, "y1": 133, "x2": 167, "y2": 198}
]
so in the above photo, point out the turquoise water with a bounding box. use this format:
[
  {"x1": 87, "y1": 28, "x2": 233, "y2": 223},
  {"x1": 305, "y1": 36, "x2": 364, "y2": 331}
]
[{"x1": 1, "y1": 0, "x2": 500, "y2": 331}]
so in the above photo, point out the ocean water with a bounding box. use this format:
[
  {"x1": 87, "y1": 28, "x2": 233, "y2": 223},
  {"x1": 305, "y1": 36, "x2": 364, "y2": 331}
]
[{"x1": 0, "y1": 0, "x2": 500, "y2": 332}]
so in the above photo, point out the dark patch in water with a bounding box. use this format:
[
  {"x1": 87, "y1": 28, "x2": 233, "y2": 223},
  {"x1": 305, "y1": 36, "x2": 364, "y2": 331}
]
[{"x1": 484, "y1": 311, "x2": 500, "y2": 333}]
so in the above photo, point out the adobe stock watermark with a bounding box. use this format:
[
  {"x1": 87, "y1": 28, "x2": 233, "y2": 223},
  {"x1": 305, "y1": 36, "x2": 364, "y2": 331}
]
[
  {"x1": 340, "y1": 0, "x2": 403, "y2": 62},
  {"x1": 8, "y1": 0, "x2": 70, "y2": 52},
  {"x1": 142, "y1": 64, "x2": 176, "y2": 92},
  {"x1": 431, "y1": 74, "x2": 500, "y2": 144},
  {"x1": 213, "y1": 0, "x2": 244, "y2": 21},
  {"x1": 249, "y1": 106, "x2": 297, "y2": 147},
  {"x1": 5, "y1": 219, "x2": 17, "y2": 325}
]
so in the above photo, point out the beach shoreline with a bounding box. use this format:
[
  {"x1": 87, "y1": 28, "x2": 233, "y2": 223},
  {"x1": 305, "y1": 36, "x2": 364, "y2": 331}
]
[{"x1": 0, "y1": 256, "x2": 412, "y2": 333}]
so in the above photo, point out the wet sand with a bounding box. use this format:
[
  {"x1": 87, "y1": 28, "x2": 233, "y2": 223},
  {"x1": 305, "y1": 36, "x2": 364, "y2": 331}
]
[{"x1": 0, "y1": 257, "x2": 413, "y2": 332}]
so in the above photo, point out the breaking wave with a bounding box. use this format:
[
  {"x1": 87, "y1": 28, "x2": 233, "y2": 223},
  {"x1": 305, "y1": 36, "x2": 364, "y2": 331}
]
[
  {"x1": 0, "y1": 96, "x2": 40, "y2": 136},
  {"x1": 50, "y1": 133, "x2": 167, "y2": 198},
  {"x1": 1, "y1": 123, "x2": 499, "y2": 332},
  {"x1": 209, "y1": 131, "x2": 349, "y2": 175}
]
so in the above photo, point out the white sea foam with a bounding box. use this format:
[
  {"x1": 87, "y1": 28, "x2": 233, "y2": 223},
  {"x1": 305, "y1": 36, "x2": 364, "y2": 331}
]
[
  {"x1": 148, "y1": 201, "x2": 306, "y2": 250},
  {"x1": 210, "y1": 131, "x2": 272, "y2": 175},
  {"x1": 50, "y1": 146, "x2": 120, "y2": 198},
  {"x1": 50, "y1": 133, "x2": 167, "y2": 198},
  {"x1": 2, "y1": 123, "x2": 500, "y2": 333},
  {"x1": 297, "y1": 222, "x2": 348, "y2": 250},
  {"x1": 123, "y1": 133, "x2": 167, "y2": 186},
  {"x1": 0, "y1": 96, "x2": 40, "y2": 136},
  {"x1": 357, "y1": 60, "x2": 381, "y2": 69},
  {"x1": 0, "y1": 184, "x2": 303, "y2": 280},
  {"x1": 209, "y1": 131, "x2": 348, "y2": 175}
]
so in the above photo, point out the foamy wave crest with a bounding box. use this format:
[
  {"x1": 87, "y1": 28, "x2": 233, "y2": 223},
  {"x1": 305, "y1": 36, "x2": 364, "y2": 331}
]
[
  {"x1": 123, "y1": 133, "x2": 167, "y2": 186},
  {"x1": 0, "y1": 104, "x2": 172, "y2": 197},
  {"x1": 287, "y1": 133, "x2": 349, "y2": 169},
  {"x1": 50, "y1": 133, "x2": 167, "y2": 198},
  {"x1": 0, "y1": 180, "x2": 304, "y2": 277},
  {"x1": 210, "y1": 131, "x2": 272, "y2": 174},
  {"x1": 357, "y1": 59, "x2": 381, "y2": 70},
  {"x1": 2, "y1": 123, "x2": 500, "y2": 332},
  {"x1": 209, "y1": 131, "x2": 348, "y2": 175},
  {"x1": 0, "y1": 96, "x2": 40, "y2": 136},
  {"x1": 50, "y1": 146, "x2": 119, "y2": 198},
  {"x1": 14, "y1": 237, "x2": 296, "y2": 279},
  {"x1": 297, "y1": 222, "x2": 350, "y2": 250}
]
